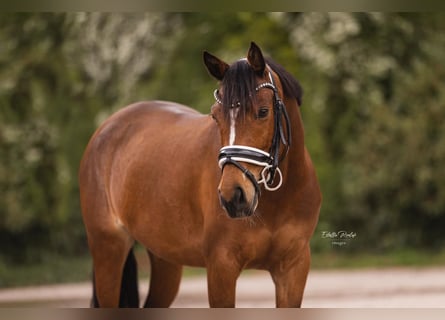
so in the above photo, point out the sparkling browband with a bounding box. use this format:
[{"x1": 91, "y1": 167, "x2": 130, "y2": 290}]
[{"x1": 213, "y1": 82, "x2": 276, "y2": 109}]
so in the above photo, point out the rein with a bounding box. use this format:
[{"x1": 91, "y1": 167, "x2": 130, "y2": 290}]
[{"x1": 215, "y1": 70, "x2": 292, "y2": 193}]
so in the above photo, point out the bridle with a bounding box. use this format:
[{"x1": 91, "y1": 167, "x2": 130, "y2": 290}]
[{"x1": 214, "y1": 69, "x2": 292, "y2": 194}]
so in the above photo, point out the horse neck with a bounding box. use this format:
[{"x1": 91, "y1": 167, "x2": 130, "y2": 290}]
[
  {"x1": 261, "y1": 98, "x2": 307, "y2": 223},
  {"x1": 281, "y1": 98, "x2": 307, "y2": 187}
]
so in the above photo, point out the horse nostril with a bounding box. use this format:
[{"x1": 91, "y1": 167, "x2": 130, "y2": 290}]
[
  {"x1": 218, "y1": 186, "x2": 250, "y2": 218},
  {"x1": 233, "y1": 187, "x2": 246, "y2": 205}
]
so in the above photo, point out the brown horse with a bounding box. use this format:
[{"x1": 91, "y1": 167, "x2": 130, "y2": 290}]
[{"x1": 79, "y1": 42, "x2": 321, "y2": 308}]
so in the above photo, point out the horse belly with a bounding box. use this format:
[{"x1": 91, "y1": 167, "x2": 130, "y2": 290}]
[{"x1": 128, "y1": 193, "x2": 207, "y2": 267}]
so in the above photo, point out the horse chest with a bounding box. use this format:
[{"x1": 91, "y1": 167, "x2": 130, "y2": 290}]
[{"x1": 239, "y1": 223, "x2": 304, "y2": 269}]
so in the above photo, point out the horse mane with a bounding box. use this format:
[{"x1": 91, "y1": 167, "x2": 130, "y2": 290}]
[
  {"x1": 220, "y1": 57, "x2": 303, "y2": 119},
  {"x1": 265, "y1": 57, "x2": 303, "y2": 106}
]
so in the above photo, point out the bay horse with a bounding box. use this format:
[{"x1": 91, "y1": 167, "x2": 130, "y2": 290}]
[{"x1": 79, "y1": 42, "x2": 321, "y2": 308}]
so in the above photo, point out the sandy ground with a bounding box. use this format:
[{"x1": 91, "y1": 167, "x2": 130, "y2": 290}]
[{"x1": 1, "y1": 267, "x2": 445, "y2": 308}]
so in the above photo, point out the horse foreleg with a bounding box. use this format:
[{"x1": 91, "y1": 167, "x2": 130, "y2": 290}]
[
  {"x1": 206, "y1": 251, "x2": 242, "y2": 308},
  {"x1": 270, "y1": 245, "x2": 311, "y2": 308},
  {"x1": 144, "y1": 251, "x2": 183, "y2": 307}
]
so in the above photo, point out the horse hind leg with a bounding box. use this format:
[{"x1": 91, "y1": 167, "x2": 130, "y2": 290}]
[
  {"x1": 90, "y1": 228, "x2": 135, "y2": 307},
  {"x1": 92, "y1": 248, "x2": 139, "y2": 307},
  {"x1": 144, "y1": 251, "x2": 183, "y2": 307},
  {"x1": 91, "y1": 251, "x2": 139, "y2": 308}
]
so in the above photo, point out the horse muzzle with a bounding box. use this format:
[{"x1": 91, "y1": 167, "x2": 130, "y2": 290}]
[
  {"x1": 217, "y1": 145, "x2": 283, "y2": 219},
  {"x1": 218, "y1": 186, "x2": 258, "y2": 219}
]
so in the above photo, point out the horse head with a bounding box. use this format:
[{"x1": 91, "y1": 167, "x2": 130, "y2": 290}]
[{"x1": 204, "y1": 42, "x2": 293, "y2": 219}]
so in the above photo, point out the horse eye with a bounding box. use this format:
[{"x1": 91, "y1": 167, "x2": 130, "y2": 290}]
[{"x1": 257, "y1": 108, "x2": 269, "y2": 119}]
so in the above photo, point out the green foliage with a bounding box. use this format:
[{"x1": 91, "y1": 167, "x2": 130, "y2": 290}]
[
  {"x1": 0, "y1": 253, "x2": 92, "y2": 288},
  {"x1": 311, "y1": 249, "x2": 445, "y2": 269},
  {"x1": 341, "y1": 29, "x2": 445, "y2": 249},
  {"x1": 134, "y1": 13, "x2": 294, "y2": 113},
  {"x1": 0, "y1": 13, "x2": 81, "y2": 262},
  {"x1": 0, "y1": 13, "x2": 177, "y2": 263},
  {"x1": 282, "y1": 13, "x2": 445, "y2": 251},
  {"x1": 1, "y1": 12, "x2": 445, "y2": 272}
]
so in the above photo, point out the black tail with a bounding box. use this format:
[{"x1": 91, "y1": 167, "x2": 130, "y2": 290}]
[
  {"x1": 91, "y1": 271, "x2": 99, "y2": 307},
  {"x1": 91, "y1": 248, "x2": 140, "y2": 307},
  {"x1": 119, "y1": 248, "x2": 140, "y2": 307}
]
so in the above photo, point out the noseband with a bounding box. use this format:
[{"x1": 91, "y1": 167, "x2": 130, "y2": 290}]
[{"x1": 214, "y1": 70, "x2": 292, "y2": 193}]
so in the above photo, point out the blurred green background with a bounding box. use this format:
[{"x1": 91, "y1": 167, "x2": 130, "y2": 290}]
[{"x1": 1, "y1": 12, "x2": 445, "y2": 287}]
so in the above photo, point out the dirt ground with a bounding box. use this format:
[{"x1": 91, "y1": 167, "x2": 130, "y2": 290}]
[{"x1": 1, "y1": 266, "x2": 445, "y2": 307}]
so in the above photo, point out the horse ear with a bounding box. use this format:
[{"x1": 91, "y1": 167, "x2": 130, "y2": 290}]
[
  {"x1": 247, "y1": 42, "x2": 266, "y2": 76},
  {"x1": 203, "y1": 51, "x2": 229, "y2": 81}
]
